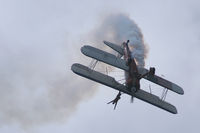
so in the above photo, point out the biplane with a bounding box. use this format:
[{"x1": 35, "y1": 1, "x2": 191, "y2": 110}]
[{"x1": 71, "y1": 40, "x2": 184, "y2": 114}]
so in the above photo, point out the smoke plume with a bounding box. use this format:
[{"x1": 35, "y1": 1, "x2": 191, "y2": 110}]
[
  {"x1": 0, "y1": 39, "x2": 97, "y2": 128},
  {"x1": 0, "y1": 13, "x2": 147, "y2": 128},
  {"x1": 88, "y1": 13, "x2": 148, "y2": 67}
]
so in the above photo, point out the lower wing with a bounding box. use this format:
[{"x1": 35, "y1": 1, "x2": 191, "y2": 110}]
[{"x1": 71, "y1": 63, "x2": 177, "y2": 114}]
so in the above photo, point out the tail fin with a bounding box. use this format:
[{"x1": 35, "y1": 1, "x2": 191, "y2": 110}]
[{"x1": 103, "y1": 41, "x2": 124, "y2": 55}]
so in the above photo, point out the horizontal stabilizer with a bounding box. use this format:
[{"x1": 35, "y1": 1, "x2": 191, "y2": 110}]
[
  {"x1": 103, "y1": 41, "x2": 124, "y2": 55},
  {"x1": 71, "y1": 63, "x2": 177, "y2": 114},
  {"x1": 81, "y1": 45, "x2": 129, "y2": 71},
  {"x1": 138, "y1": 67, "x2": 184, "y2": 95}
]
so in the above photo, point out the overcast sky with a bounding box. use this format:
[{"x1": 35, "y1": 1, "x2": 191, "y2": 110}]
[{"x1": 0, "y1": 0, "x2": 200, "y2": 133}]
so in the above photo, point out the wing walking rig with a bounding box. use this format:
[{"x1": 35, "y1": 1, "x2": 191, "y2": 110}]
[{"x1": 71, "y1": 40, "x2": 184, "y2": 114}]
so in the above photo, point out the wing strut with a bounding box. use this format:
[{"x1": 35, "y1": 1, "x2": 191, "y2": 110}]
[
  {"x1": 149, "y1": 84, "x2": 152, "y2": 94},
  {"x1": 161, "y1": 88, "x2": 168, "y2": 101},
  {"x1": 89, "y1": 59, "x2": 98, "y2": 69}
]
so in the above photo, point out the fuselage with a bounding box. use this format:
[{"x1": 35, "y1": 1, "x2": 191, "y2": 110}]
[{"x1": 123, "y1": 41, "x2": 140, "y2": 91}]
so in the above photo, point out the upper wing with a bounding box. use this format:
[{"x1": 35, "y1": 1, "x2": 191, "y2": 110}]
[
  {"x1": 81, "y1": 45, "x2": 184, "y2": 95},
  {"x1": 71, "y1": 63, "x2": 177, "y2": 114},
  {"x1": 81, "y1": 45, "x2": 129, "y2": 71},
  {"x1": 103, "y1": 41, "x2": 124, "y2": 55},
  {"x1": 138, "y1": 67, "x2": 184, "y2": 95}
]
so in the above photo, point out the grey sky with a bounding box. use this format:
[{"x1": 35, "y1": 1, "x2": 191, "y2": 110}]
[{"x1": 0, "y1": 0, "x2": 200, "y2": 133}]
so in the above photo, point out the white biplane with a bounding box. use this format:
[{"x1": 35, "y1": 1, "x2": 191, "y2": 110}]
[{"x1": 71, "y1": 40, "x2": 184, "y2": 114}]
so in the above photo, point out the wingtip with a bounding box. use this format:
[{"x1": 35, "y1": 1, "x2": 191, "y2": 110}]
[
  {"x1": 71, "y1": 63, "x2": 78, "y2": 73},
  {"x1": 172, "y1": 84, "x2": 184, "y2": 95},
  {"x1": 103, "y1": 40, "x2": 107, "y2": 44},
  {"x1": 180, "y1": 89, "x2": 184, "y2": 95},
  {"x1": 173, "y1": 108, "x2": 178, "y2": 114},
  {"x1": 177, "y1": 87, "x2": 184, "y2": 95},
  {"x1": 80, "y1": 45, "x2": 89, "y2": 55},
  {"x1": 168, "y1": 104, "x2": 178, "y2": 114},
  {"x1": 80, "y1": 46, "x2": 84, "y2": 53}
]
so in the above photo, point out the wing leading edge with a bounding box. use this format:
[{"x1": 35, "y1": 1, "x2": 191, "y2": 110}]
[{"x1": 71, "y1": 63, "x2": 177, "y2": 114}]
